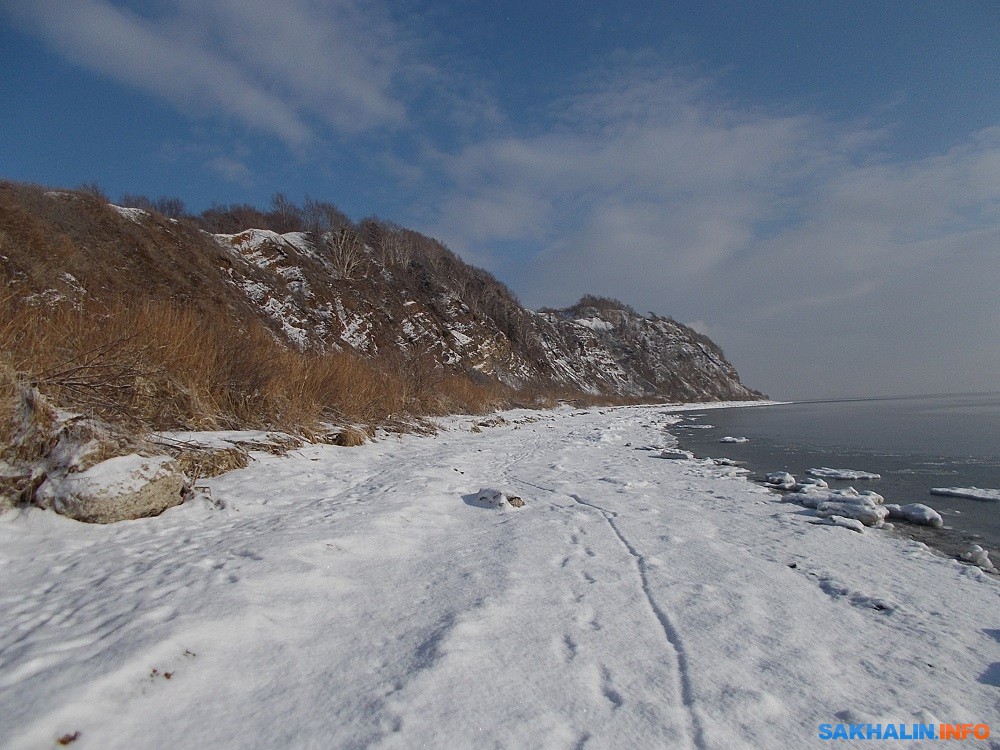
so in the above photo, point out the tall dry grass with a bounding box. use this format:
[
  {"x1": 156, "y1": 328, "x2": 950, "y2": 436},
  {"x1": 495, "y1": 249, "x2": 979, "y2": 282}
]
[{"x1": 0, "y1": 290, "x2": 508, "y2": 438}]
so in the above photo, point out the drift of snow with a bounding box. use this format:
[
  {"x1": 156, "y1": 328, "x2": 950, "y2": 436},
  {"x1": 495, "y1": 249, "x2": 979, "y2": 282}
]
[
  {"x1": 806, "y1": 467, "x2": 881, "y2": 481},
  {"x1": 930, "y1": 487, "x2": 1000, "y2": 502},
  {"x1": 1, "y1": 405, "x2": 997, "y2": 749}
]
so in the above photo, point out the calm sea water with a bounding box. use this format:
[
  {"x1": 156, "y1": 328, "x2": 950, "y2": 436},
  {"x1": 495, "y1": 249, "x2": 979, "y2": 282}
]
[{"x1": 672, "y1": 393, "x2": 1000, "y2": 555}]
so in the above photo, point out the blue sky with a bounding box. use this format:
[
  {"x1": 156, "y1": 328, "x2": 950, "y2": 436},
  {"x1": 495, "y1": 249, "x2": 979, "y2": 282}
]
[{"x1": 2, "y1": 1, "x2": 999, "y2": 400}]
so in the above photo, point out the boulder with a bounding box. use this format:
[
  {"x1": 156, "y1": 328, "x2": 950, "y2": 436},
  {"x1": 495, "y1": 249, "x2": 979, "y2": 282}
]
[{"x1": 35, "y1": 454, "x2": 190, "y2": 523}]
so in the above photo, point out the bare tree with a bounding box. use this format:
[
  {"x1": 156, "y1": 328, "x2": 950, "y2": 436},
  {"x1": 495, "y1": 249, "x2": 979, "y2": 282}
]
[
  {"x1": 153, "y1": 196, "x2": 186, "y2": 219},
  {"x1": 324, "y1": 228, "x2": 366, "y2": 280},
  {"x1": 303, "y1": 196, "x2": 351, "y2": 236},
  {"x1": 378, "y1": 228, "x2": 411, "y2": 268},
  {"x1": 270, "y1": 192, "x2": 303, "y2": 233}
]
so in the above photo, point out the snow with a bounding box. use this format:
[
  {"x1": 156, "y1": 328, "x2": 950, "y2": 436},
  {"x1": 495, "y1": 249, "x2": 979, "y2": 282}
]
[
  {"x1": 764, "y1": 471, "x2": 796, "y2": 489},
  {"x1": 109, "y1": 205, "x2": 148, "y2": 223},
  {"x1": 807, "y1": 467, "x2": 881, "y2": 481},
  {"x1": 884, "y1": 503, "x2": 944, "y2": 528},
  {"x1": 931, "y1": 487, "x2": 1000, "y2": 502},
  {"x1": 960, "y1": 545, "x2": 998, "y2": 574},
  {"x1": 450, "y1": 329, "x2": 473, "y2": 347},
  {"x1": 573, "y1": 317, "x2": 614, "y2": 332},
  {"x1": 796, "y1": 477, "x2": 829, "y2": 490},
  {"x1": 36, "y1": 454, "x2": 175, "y2": 501},
  {"x1": 1, "y1": 405, "x2": 997, "y2": 749}
]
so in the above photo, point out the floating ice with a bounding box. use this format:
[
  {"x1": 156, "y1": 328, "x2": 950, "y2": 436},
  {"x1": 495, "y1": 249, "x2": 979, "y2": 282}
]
[
  {"x1": 884, "y1": 503, "x2": 943, "y2": 528},
  {"x1": 719, "y1": 436, "x2": 749, "y2": 443},
  {"x1": 930, "y1": 487, "x2": 1000, "y2": 502},
  {"x1": 807, "y1": 467, "x2": 881, "y2": 481}
]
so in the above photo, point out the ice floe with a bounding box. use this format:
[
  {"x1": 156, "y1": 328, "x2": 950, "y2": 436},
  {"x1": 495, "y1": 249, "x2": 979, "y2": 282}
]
[
  {"x1": 930, "y1": 487, "x2": 1000, "y2": 502},
  {"x1": 884, "y1": 503, "x2": 943, "y2": 528},
  {"x1": 806, "y1": 467, "x2": 881, "y2": 481},
  {"x1": 719, "y1": 436, "x2": 749, "y2": 443}
]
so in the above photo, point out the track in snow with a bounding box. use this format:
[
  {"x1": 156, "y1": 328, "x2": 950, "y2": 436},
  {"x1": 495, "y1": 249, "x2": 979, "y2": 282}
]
[{"x1": 570, "y1": 492, "x2": 707, "y2": 750}]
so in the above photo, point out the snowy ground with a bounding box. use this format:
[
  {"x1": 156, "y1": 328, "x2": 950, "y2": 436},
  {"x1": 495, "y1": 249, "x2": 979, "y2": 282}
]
[{"x1": 1, "y1": 405, "x2": 998, "y2": 749}]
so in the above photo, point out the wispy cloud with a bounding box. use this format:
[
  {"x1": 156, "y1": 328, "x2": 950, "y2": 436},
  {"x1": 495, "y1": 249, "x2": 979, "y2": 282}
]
[
  {"x1": 3, "y1": 0, "x2": 408, "y2": 145},
  {"x1": 426, "y1": 67, "x2": 1000, "y2": 397},
  {"x1": 208, "y1": 155, "x2": 254, "y2": 187}
]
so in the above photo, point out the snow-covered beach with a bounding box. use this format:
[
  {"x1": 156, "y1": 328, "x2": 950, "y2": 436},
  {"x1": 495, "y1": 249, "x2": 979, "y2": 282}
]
[{"x1": 1, "y1": 404, "x2": 997, "y2": 749}]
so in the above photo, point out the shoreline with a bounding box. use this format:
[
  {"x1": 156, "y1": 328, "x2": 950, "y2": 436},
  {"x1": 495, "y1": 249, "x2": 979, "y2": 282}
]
[
  {"x1": 1, "y1": 403, "x2": 997, "y2": 748},
  {"x1": 665, "y1": 402, "x2": 999, "y2": 575}
]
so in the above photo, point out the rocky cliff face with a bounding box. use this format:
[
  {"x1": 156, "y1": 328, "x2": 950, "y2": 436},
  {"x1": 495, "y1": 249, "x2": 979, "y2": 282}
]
[
  {"x1": 204, "y1": 226, "x2": 759, "y2": 401},
  {"x1": 0, "y1": 183, "x2": 761, "y2": 403}
]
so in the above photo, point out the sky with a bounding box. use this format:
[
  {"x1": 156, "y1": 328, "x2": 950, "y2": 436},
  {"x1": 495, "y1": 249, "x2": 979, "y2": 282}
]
[{"x1": 2, "y1": 1, "x2": 999, "y2": 401}]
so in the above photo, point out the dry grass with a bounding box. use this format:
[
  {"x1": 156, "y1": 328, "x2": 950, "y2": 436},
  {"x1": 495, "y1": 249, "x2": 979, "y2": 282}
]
[{"x1": 0, "y1": 288, "x2": 513, "y2": 441}]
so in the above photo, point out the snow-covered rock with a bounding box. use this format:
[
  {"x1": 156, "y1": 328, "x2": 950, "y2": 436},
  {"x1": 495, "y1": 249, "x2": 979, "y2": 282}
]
[
  {"x1": 815, "y1": 500, "x2": 889, "y2": 527},
  {"x1": 959, "y1": 544, "x2": 998, "y2": 573},
  {"x1": 764, "y1": 471, "x2": 796, "y2": 489},
  {"x1": 806, "y1": 467, "x2": 881, "y2": 481},
  {"x1": 884, "y1": 503, "x2": 943, "y2": 528},
  {"x1": 796, "y1": 486, "x2": 884, "y2": 509},
  {"x1": 467, "y1": 488, "x2": 525, "y2": 509},
  {"x1": 35, "y1": 454, "x2": 189, "y2": 524}
]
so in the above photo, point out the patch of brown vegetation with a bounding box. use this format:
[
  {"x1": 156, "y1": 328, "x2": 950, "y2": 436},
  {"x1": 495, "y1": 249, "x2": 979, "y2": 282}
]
[{"x1": 333, "y1": 427, "x2": 367, "y2": 447}]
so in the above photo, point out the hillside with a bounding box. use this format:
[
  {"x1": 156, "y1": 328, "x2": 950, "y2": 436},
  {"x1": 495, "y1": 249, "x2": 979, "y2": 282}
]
[{"x1": 0, "y1": 180, "x2": 761, "y2": 435}]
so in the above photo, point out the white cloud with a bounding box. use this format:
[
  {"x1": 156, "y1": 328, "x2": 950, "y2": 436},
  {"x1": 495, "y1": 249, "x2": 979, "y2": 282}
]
[
  {"x1": 425, "y1": 68, "x2": 1000, "y2": 399},
  {"x1": 208, "y1": 155, "x2": 253, "y2": 187},
  {"x1": 3, "y1": 0, "x2": 408, "y2": 144}
]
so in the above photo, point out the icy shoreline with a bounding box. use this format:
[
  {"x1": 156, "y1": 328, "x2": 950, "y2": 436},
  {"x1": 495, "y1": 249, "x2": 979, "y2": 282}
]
[
  {"x1": 667, "y1": 405, "x2": 1000, "y2": 573},
  {"x1": 1, "y1": 404, "x2": 997, "y2": 749}
]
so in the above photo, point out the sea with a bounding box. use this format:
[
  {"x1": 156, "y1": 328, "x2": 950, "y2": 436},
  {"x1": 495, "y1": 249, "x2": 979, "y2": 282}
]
[{"x1": 671, "y1": 393, "x2": 1000, "y2": 560}]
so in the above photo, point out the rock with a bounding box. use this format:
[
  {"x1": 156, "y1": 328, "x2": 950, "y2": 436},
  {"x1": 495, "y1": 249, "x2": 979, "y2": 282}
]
[
  {"x1": 35, "y1": 454, "x2": 190, "y2": 523},
  {"x1": 1, "y1": 386, "x2": 190, "y2": 523}
]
